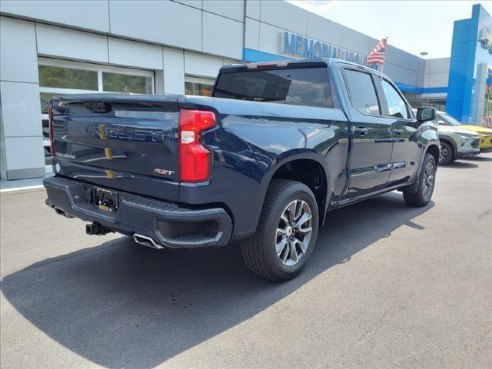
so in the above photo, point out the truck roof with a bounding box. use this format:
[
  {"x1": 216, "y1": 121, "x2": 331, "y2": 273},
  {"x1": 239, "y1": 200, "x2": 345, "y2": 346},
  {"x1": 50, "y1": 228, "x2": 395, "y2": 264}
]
[{"x1": 219, "y1": 58, "x2": 387, "y2": 78}]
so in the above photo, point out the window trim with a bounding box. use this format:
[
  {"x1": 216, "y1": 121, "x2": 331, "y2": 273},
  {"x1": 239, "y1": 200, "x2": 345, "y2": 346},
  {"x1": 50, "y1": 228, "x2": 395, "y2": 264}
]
[
  {"x1": 185, "y1": 75, "x2": 215, "y2": 85},
  {"x1": 185, "y1": 75, "x2": 215, "y2": 96},
  {"x1": 39, "y1": 57, "x2": 154, "y2": 79},
  {"x1": 40, "y1": 87, "x2": 99, "y2": 95}
]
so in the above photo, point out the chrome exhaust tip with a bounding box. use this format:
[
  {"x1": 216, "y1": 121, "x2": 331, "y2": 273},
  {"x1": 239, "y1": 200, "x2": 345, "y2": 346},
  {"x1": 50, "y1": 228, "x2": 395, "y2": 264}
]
[
  {"x1": 133, "y1": 234, "x2": 163, "y2": 249},
  {"x1": 54, "y1": 207, "x2": 73, "y2": 218}
]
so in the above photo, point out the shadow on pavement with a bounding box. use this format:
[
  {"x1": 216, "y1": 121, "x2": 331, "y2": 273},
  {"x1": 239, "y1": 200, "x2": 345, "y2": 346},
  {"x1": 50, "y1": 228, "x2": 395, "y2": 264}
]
[
  {"x1": 445, "y1": 161, "x2": 479, "y2": 169},
  {"x1": 2, "y1": 192, "x2": 433, "y2": 368},
  {"x1": 464, "y1": 155, "x2": 492, "y2": 162}
]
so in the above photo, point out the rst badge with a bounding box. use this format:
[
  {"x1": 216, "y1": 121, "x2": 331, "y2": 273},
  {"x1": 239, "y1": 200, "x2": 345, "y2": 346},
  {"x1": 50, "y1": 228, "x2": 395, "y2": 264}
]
[{"x1": 153, "y1": 168, "x2": 175, "y2": 176}]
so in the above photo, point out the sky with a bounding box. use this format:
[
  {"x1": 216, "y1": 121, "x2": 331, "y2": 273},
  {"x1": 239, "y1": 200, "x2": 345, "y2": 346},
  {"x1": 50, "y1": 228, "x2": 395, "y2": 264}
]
[{"x1": 287, "y1": 0, "x2": 492, "y2": 59}]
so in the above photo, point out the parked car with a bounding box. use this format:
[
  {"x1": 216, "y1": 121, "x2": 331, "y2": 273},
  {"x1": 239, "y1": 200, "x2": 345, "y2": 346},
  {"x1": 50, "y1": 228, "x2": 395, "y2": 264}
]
[
  {"x1": 44, "y1": 59, "x2": 439, "y2": 281},
  {"x1": 454, "y1": 121, "x2": 492, "y2": 153},
  {"x1": 432, "y1": 111, "x2": 480, "y2": 165}
]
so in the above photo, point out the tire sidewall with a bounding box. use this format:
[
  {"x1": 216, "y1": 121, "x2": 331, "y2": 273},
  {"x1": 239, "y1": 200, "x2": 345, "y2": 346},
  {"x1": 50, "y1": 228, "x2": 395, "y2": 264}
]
[
  {"x1": 260, "y1": 183, "x2": 319, "y2": 279},
  {"x1": 439, "y1": 141, "x2": 453, "y2": 165},
  {"x1": 418, "y1": 153, "x2": 437, "y2": 203}
]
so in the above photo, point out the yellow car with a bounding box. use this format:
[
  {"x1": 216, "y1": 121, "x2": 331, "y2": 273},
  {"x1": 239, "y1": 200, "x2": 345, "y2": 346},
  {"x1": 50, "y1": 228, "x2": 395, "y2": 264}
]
[
  {"x1": 436, "y1": 111, "x2": 492, "y2": 152},
  {"x1": 458, "y1": 125, "x2": 492, "y2": 152}
]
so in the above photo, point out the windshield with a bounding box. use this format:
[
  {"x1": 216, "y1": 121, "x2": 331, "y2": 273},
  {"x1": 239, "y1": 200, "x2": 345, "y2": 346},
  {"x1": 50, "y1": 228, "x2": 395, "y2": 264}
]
[{"x1": 438, "y1": 112, "x2": 461, "y2": 126}]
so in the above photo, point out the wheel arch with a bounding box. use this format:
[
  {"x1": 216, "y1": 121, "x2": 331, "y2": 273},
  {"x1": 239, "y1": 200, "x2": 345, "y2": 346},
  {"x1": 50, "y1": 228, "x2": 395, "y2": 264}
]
[
  {"x1": 259, "y1": 151, "x2": 331, "y2": 226},
  {"x1": 400, "y1": 142, "x2": 440, "y2": 194},
  {"x1": 439, "y1": 138, "x2": 456, "y2": 160},
  {"x1": 425, "y1": 143, "x2": 440, "y2": 165}
]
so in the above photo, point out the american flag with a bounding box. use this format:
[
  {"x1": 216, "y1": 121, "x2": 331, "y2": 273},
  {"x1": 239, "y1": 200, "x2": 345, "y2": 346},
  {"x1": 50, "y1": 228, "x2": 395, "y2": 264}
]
[{"x1": 367, "y1": 38, "x2": 387, "y2": 65}]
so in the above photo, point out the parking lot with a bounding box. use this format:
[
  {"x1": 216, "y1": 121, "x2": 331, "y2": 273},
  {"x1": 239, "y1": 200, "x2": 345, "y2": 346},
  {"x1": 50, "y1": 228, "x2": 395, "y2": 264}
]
[{"x1": 1, "y1": 153, "x2": 491, "y2": 369}]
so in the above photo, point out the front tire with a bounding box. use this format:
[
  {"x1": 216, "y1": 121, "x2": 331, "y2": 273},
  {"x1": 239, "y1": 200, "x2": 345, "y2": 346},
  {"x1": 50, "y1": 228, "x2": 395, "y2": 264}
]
[
  {"x1": 241, "y1": 180, "x2": 319, "y2": 281},
  {"x1": 439, "y1": 141, "x2": 454, "y2": 165},
  {"x1": 403, "y1": 153, "x2": 437, "y2": 207}
]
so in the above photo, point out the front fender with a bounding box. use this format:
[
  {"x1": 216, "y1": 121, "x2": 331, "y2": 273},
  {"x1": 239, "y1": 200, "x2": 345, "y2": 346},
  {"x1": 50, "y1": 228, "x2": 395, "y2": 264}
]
[
  {"x1": 417, "y1": 121, "x2": 440, "y2": 146},
  {"x1": 401, "y1": 123, "x2": 439, "y2": 193}
]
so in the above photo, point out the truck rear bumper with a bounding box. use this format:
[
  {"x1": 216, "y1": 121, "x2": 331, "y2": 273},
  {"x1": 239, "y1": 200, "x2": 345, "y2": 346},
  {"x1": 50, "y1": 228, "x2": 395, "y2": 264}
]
[{"x1": 44, "y1": 176, "x2": 233, "y2": 249}]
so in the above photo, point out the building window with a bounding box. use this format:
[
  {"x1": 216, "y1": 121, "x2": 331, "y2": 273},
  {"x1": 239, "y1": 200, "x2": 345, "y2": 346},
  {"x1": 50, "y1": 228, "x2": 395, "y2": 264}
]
[
  {"x1": 409, "y1": 97, "x2": 446, "y2": 112},
  {"x1": 39, "y1": 65, "x2": 98, "y2": 90},
  {"x1": 185, "y1": 76, "x2": 214, "y2": 96},
  {"x1": 425, "y1": 100, "x2": 446, "y2": 112},
  {"x1": 102, "y1": 72, "x2": 153, "y2": 94},
  {"x1": 38, "y1": 58, "x2": 155, "y2": 167}
]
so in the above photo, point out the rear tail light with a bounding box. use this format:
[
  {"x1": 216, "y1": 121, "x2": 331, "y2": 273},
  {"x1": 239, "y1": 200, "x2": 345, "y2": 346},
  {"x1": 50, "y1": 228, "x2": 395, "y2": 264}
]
[
  {"x1": 179, "y1": 109, "x2": 216, "y2": 182},
  {"x1": 48, "y1": 106, "x2": 55, "y2": 157}
]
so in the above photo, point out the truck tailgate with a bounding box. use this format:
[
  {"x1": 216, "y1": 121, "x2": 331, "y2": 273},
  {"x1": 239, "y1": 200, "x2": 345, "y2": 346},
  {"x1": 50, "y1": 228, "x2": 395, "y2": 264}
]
[{"x1": 50, "y1": 94, "x2": 181, "y2": 200}]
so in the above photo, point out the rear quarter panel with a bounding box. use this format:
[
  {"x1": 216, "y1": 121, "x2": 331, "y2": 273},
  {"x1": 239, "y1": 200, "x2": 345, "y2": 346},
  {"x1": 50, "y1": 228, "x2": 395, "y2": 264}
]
[{"x1": 178, "y1": 96, "x2": 349, "y2": 238}]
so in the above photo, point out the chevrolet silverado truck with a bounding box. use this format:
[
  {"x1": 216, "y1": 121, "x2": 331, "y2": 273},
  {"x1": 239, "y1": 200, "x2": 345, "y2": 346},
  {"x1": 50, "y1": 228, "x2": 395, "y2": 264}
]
[{"x1": 44, "y1": 59, "x2": 439, "y2": 281}]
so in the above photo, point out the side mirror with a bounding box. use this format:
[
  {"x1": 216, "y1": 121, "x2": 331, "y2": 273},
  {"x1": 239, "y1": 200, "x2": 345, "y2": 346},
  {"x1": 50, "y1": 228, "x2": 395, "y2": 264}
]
[
  {"x1": 416, "y1": 107, "x2": 435, "y2": 122},
  {"x1": 437, "y1": 120, "x2": 446, "y2": 125}
]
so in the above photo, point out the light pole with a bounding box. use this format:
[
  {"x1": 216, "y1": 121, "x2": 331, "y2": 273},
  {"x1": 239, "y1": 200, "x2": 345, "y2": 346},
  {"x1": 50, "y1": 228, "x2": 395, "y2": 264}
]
[{"x1": 417, "y1": 51, "x2": 428, "y2": 107}]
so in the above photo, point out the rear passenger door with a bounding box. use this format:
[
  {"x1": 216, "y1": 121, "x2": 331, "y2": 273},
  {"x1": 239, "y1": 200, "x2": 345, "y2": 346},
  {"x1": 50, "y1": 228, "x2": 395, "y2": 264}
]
[{"x1": 342, "y1": 68, "x2": 393, "y2": 198}]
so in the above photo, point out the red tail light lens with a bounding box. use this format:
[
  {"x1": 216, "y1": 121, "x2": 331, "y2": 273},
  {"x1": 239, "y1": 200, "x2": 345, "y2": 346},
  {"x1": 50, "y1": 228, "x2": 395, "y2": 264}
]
[
  {"x1": 48, "y1": 106, "x2": 55, "y2": 157},
  {"x1": 179, "y1": 109, "x2": 216, "y2": 182}
]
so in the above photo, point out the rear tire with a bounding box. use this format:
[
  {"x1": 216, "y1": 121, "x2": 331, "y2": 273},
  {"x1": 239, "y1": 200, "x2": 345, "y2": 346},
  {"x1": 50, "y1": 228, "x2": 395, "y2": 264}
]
[
  {"x1": 403, "y1": 153, "x2": 436, "y2": 207},
  {"x1": 241, "y1": 180, "x2": 319, "y2": 281},
  {"x1": 439, "y1": 141, "x2": 454, "y2": 165}
]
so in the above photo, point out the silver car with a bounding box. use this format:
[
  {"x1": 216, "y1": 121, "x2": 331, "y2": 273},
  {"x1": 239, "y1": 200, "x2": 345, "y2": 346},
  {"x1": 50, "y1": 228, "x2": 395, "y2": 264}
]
[{"x1": 433, "y1": 111, "x2": 480, "y2": 165}]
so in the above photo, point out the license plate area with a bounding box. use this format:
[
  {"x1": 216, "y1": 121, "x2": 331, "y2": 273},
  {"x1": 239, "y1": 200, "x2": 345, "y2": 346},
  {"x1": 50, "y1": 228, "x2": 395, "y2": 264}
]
[{"x1": 93, "y1": 188, "x2": 119, "y2": 212}]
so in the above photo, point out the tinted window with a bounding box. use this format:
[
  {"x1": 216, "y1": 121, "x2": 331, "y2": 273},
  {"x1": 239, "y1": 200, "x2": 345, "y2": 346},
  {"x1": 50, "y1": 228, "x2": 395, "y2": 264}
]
[
  {"x1": 214, "y1": 67, "x2": 333, "y2": 108},
  {"x1": 344, "y1": 69, "x2": 380, "y2": 115},
  {"x1": 381, "y1": 79, "x2": 409, "y2": 119}
]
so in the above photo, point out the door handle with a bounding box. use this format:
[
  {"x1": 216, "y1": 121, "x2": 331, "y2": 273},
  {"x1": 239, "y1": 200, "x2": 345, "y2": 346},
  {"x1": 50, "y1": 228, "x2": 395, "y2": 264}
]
[
  {"x1": 354, "y1": 127, "x2": 369, "y2": 135},
  {"x1": 393, "y1": 128, "x2": 404, "y2": 135}
]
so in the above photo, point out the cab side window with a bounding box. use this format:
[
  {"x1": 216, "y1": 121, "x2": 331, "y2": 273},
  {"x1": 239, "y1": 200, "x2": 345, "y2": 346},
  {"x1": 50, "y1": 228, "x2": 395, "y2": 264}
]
[
  {"x1": 343, "y1": 69, "x2": 381, "y2": 116},
  {"x1": 381, "y1": 79, "x2": 409, "y2": 119}
]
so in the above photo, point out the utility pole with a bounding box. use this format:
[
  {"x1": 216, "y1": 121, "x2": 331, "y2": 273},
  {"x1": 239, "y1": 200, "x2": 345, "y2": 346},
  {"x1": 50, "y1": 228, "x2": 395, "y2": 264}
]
[{"x1": 416, "y1": 51, "x2": 428, "y2": 107}]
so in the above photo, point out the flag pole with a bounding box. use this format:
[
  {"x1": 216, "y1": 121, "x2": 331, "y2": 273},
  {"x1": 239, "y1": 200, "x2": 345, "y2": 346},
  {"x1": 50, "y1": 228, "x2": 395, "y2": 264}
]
[{"x1": 380, "y1": 37, "x2": 388, "y2": 74}]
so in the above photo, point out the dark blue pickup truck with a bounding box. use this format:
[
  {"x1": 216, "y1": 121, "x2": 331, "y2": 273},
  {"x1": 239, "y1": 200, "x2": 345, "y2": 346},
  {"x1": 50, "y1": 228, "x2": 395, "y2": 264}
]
[{"x1": 44, "y1": 59, "x2": 439, "y2": 281}]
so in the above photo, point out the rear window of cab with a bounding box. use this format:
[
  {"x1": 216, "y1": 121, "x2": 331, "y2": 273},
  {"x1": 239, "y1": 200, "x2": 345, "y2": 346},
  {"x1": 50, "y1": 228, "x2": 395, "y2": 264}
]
[{"x1": 213, "y1": 67, "x2": 334, "y2": 108}]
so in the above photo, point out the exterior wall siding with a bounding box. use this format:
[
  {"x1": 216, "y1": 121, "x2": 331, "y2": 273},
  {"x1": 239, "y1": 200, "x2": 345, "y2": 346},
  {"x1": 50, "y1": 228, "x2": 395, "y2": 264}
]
[{"x1": 0, "y1": 17, "x2": 44, "y2": 180}]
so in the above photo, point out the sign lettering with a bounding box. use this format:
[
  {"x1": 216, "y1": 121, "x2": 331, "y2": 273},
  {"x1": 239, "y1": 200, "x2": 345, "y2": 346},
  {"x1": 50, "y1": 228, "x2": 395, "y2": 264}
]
[{"x1": 280, "y1": 31, "x2": 367, "y2": 64}]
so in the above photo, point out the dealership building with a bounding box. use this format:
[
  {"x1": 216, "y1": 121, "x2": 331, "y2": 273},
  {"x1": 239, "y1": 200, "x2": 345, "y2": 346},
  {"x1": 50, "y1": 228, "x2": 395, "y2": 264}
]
[{"x1": 0, "y1": 0, "x2": 491, "y2": 180}]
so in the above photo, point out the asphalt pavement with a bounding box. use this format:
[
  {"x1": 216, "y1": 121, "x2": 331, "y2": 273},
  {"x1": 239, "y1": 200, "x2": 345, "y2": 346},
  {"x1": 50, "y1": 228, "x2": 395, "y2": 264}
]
[{"x1": 1, "y1": 153, "x2": 491, "y2": 369}]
